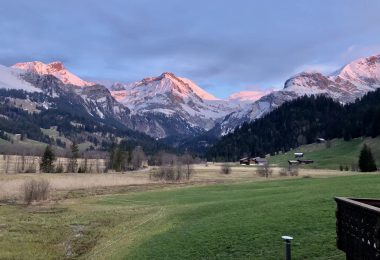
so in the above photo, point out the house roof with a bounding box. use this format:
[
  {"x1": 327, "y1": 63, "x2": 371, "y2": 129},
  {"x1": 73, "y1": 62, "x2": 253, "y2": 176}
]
[{"x1": 254, "y1": 157, "x2": 267, "y2": 162}]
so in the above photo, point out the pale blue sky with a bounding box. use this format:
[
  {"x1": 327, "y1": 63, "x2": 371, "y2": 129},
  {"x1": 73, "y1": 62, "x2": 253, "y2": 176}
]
[{"x1": 1, "y1": 0, "x2": 380, "y2": 98}]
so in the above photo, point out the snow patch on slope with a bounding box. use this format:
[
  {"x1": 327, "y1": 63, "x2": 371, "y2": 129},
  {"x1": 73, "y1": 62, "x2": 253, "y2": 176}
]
[{"x1": 0, "y1": 65, "x2": 41, "y2": 92}]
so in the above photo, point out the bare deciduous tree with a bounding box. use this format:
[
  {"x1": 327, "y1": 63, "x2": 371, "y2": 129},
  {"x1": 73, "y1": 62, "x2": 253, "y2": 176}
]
[
  {"x1": 131, "y1": 146, "x2": 147, "y2": 170},
  {"x1": 151, "y1": 152, "x2": 195, "y2": 182},
  {"x1": 181, "y1": 153, "x2": 194, "y2": 180},
  {"x1": 256, "y1": 164, "x2": 272, "y2": 178}
]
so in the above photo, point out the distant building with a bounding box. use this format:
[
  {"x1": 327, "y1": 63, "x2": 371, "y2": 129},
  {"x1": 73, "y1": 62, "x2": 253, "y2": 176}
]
[
  {"x1": 253, "y1": 157, "x2": 268, "y2": 165},
  {"x1": 294, "y1": 152, "x2": 304, "y2": 158},
  {"x1": 288, "y1": 159, "x2": 314, "y2": 166},
  {"x1": 298, "y1": 159, "x2": 314, "y2": 164},
  {"x1": 239, "y1": 157, "x2": 253, "y2": 165},
  {"x1": 239, "y1": 157, "x2": 267, "y2": 166},
  {"x1": 288, "y1": 160, "x2": 299, "y2": 165},
  {"x1": 12, "y1": 134, "x2": 22, "y2": 142}
]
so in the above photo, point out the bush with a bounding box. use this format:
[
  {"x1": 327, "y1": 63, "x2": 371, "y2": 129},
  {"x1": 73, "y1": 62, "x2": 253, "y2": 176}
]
[
  {"x1": 150, "y1": 153, "x2": 195, "y2": 182},
  {"x1": 77, "y1": 165, "x2": 86, "y2": 173},
  {"x1": 279, "y1": 167, "x2": 298, "y2": 177},
  {"x1": 23, "y1": 179, "x2": 50, "y2": 204},
  {"x1": 55, "y1": 164, "x2": 64, "y2": 173},
  {"x1": 289, "y1": 167, "x2": 299, "y2": 176},
  {"x1": 256, "y1": 164, "x2": 272, "y2": 178},
  {"x1": 151, "y1": 164, "x2": 185, "y2": 182},
  {"x1": 351, "y1": 163, "x2": 359, "y2": 172},
  {"x1": 220, "y1": 164, "x2": 232, "y2": 175},
  {"x1": 279, "y1": 168, "x2": 288, "y2": 176}
]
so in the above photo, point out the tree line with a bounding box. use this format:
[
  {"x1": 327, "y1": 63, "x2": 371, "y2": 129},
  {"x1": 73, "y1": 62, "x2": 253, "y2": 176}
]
[
  {"x1": 207, "y1": 89, "x2": 380, "y2": 161},
  {"x1": 0, "y1": 89, "x2": 171, "y2": 156}
]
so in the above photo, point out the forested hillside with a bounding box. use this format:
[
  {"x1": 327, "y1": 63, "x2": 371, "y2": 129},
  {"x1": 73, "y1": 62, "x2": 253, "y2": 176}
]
[
  {"x1": 0, "y1": 89, "x2": 169, "y2": 155},
  {"x1": 207, "y1": 89, "x2": 380, "y2": 161}
]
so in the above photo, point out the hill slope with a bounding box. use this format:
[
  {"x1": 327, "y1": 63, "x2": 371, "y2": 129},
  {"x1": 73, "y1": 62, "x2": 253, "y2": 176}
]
[
  {"x1": 208, "y1": 89, "x2": 380, "y2": 161},
  {"x1": 268, "y1": 137, "x2": 380, "y2": 170}
]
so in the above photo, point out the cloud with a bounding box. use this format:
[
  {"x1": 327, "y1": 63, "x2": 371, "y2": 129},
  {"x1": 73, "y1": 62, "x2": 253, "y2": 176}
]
[
  {"x1": 228, "y1": 90, "x2": 270, "y2": 102},
  {"x1": 1, "y1": 0, "x2": 380, "y2": 98}
]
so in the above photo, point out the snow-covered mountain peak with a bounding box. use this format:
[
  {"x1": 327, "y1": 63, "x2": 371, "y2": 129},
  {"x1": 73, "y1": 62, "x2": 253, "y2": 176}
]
[
  {"x1": 117, "y1": 72, "x2": 219, "y2": 101},
  {"x1": 333, "y1": 55, "x2": 380, "y2": 89},
  {"x1": 161, "y1": 71, "x2": 176, "y2": 79},
  {"x1": 109, "y1": 72, "x2": 234, "y2": 137},
  {"x1": 12, "y1": 61, "x2": 94, "y2": 87},
  {"x1": 218, "y1": 53, "x2": 380, "y2": 135}
]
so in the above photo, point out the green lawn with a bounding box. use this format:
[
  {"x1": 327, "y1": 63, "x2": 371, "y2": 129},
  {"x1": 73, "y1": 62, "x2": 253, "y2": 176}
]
[
  {"x1": 0, "y1": 138, "x2": 10, "y2": 145},
  {"x1": 268, "y1": 137, "x2": 380, "y2": 170},
  {"x1": 41, "y1": 127, "x2": 60, "y2": 138},
  {"x1": 1, "y1": 174, "x2": 380, "y2": 259}
]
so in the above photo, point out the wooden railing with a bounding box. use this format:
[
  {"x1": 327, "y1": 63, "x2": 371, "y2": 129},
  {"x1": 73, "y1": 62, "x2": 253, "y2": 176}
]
[{"x1": 335, "y1": 197, "x2": 380, "y2": 259}]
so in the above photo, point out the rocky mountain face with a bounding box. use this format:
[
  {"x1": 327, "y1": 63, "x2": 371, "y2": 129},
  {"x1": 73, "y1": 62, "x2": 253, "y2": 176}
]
[
  {"x1": 2, "y1": 54, "x2": 380, "y2": 142},
  {"x1": 110, "y1": 72, "x2": 238, "y2": 138},
  {"x1": 3, "y1": 62, "x2": 237, "y2": 139},
  {"x1": 217, "y1": 54, "x2": 380, "y2": 135},
  {"x1": 17, "y1": 70, "x2": 131, "y2": 124}
]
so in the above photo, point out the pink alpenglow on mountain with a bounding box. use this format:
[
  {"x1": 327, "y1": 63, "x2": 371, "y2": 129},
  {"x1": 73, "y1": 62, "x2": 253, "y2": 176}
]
[
  {"x1": 228, "y1": 90, "x2": 269, "y2": 102},
  {"x1": 12, "y1": 61, "x2": 94, "y2": 87}
]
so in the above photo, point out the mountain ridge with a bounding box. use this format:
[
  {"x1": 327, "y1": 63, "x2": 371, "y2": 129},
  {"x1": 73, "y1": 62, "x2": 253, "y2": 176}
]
[
  {"x1": 2, "y1": 53, "x2": 380, "y2": 141},
  {"x1": 216, "y1": 54, "x2": 380, "y2": 135}
]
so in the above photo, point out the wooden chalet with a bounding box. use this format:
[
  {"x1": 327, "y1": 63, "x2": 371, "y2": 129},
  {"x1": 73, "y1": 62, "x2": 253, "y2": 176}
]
[
  {"x1": 239, "y1": 157, "x2": 268, "y2": 166},
  {"x1": 239, "y1": 157, "x2": 252, "y2": 165},
  {"x1": 298, "y1": 159, "x2": 314, "y2": 164}
]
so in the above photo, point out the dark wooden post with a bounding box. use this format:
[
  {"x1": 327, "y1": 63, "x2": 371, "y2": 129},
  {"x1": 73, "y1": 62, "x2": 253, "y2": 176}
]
[{"x1": 282, "y1": 235, "x2": 293, "y2": 260}]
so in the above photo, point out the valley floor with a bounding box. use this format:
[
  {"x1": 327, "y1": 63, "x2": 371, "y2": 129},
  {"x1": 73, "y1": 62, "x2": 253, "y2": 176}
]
[{"x1": 0, "y1": 167, "x2": 377, "y2": 259}]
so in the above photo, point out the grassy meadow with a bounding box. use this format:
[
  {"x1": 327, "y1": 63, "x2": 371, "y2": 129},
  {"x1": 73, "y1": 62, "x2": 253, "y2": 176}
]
[
  {"x1": 1, "y1": 169, "x2": 379, "y2": 259},
  {"x1": 268, "y1": 137, "x2": 380, "y2": 170}
]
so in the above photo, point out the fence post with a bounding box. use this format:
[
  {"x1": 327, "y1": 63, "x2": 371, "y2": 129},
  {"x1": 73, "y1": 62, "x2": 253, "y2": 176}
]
[{"x1": 281, "y1": 235, "x2": 293, "y2": 260}]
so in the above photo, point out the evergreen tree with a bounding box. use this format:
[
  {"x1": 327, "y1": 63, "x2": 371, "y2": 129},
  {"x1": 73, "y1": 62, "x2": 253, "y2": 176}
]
[
  {"x1": 68, "y1": 141, "x2": 79, "y2": 172},
  {"x1": 109, "y1": 143, "x2": 118, "y2": 170},
  {"x1": 115, "y1": 148, "x2": 125, "y2": 171},
  {"x1": 40, "y1": 145, "x2": 56, "y2": 173},
  {"x1": 358, "y1": 144, "x2": 377, "y2": 172},
  {"x1": 108, "y1": 144, "x2": 127, "y2": 171}
]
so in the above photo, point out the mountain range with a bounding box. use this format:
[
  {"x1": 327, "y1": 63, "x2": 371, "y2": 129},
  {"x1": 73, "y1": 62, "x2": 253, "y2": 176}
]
[
  {"x1": 1, "y1": 54, "x2": 380, "y2": 149},
  {"x1": 208, "y1": 88, "x2": 380, "y2": 161},
  {"x1": 217, "y1": 54, "x2": 380, "y2": 135}
]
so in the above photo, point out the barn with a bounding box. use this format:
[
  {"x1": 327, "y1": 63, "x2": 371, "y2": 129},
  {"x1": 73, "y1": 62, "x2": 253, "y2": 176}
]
[{"x1": 239, "y1": 157, "x2": 268, "y2": 166}]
